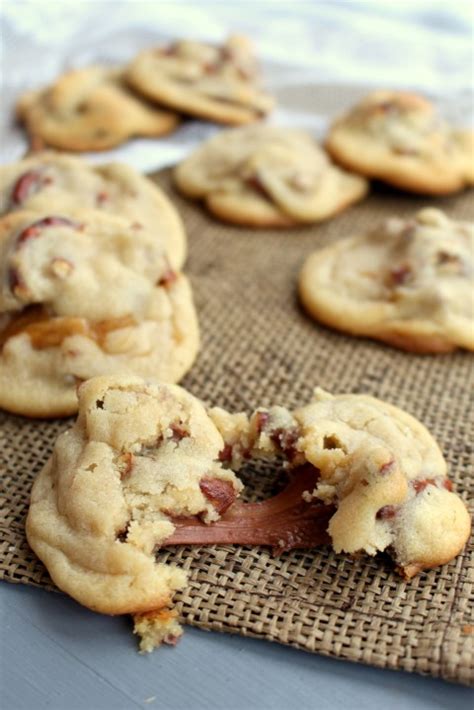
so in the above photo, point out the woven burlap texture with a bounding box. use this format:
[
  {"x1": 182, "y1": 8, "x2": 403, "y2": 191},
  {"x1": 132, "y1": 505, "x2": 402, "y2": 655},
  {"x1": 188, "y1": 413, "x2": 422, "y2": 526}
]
[{"x1": 1, "y1": 165, "x2": 473, "y2": 685}]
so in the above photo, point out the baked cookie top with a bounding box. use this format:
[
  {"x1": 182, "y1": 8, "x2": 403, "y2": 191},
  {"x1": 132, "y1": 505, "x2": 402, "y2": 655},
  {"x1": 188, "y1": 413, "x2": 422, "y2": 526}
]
[
  {"x1": 26, "y1": 375, "x2": 243, "y2": 645},
  {"x1": 17, "y1": 65, "x2": 179, "y2": 152},
  {"x1": 210, "y1": 387, "x2": 470, "y2": 578},
  {"x1": 326, "y1": 90, "x2": 474, "y2": 194},
  {"x1": 27, "y1": 375, "x2": 470, "y2": 652},
  {"x1": 125, "y1": 35, "x2": 274, "y2": 125},
  {"x1": 0, "y1": 211, "x2": 199, "y2": 417},
  {"x1": 0, "y1": 152, "x2": 186, "y2": 269},
  {"x1": 174, "y1": 125, "x2": 368, "y2": 226},
  {"x1": 299, "y1": 208, "x2": 474, "y2": 353}
]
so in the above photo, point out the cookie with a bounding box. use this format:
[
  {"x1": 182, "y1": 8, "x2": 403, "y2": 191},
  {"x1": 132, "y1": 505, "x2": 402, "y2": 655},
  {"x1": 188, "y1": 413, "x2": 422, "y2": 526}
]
[
  {"x1": 17, "y1": 66, "x2": 179, "y2": 152},
  {"x1": 174, "y1": 125, "x2": 368, "y2": 227},
  {"x1": 27, "y1": 376, "x2": 470, "y2": 654},
  {"x1": 0, "y1": 152, "x2": 186, "y2": 269},
  {"x1": 0, "y1": 211, "x2": 199, "y2": 417},
  {"x1": 208, "y1": 387, "x2": 470, "y2": 578},
  {"x1": 125, "y1": 35, "x2": 274, "y2": 125},
  {"x1": 26, "y1": 376, "x2": 244, "y2": 650},
  {"x1": 326, "y1": 90, "x2": 474, "y2": 194},
  {"x1": 299, "y1": 207, "x2": 474, "y2": 353}
]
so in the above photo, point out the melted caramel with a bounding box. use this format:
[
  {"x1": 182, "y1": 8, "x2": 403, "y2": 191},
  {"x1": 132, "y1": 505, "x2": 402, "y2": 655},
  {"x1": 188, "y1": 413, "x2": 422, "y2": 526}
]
[
  {"x1": 0, "y1": 305, "x2": 135, "y2": 350},
  {"x1": 164, "y1": 465, "x2": 333, "y2": 553}
]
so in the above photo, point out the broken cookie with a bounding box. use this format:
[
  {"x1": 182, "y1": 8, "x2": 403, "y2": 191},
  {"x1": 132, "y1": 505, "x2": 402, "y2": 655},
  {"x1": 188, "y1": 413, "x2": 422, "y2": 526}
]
[
  {"x1": 26, "y1": 376, "x2": 470, "y2": 652},
  {"x1": 208, "y1": 388, "x2": 470, "y2": 578},
  {"x1": 26, "y1": 376, "x2": 244, "y2": 650}
]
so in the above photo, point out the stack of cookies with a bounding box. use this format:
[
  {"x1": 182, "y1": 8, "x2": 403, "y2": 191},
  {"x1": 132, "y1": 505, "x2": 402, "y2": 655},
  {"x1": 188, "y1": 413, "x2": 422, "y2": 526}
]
[{"x1": 0, "y1": 153, "x2": 199, "y2": 416}]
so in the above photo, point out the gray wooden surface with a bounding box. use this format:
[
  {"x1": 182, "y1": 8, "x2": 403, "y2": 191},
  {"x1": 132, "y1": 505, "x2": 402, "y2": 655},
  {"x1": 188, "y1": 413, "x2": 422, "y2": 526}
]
[{"x1": 1, "y1": 582, "x2": 472, "y2": 710}]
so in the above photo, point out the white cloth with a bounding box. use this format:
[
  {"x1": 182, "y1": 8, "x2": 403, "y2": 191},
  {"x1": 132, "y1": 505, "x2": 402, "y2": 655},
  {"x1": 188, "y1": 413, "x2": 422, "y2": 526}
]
[{"x1": 1, "y1": 0, "x2": 473, "y2": 171}]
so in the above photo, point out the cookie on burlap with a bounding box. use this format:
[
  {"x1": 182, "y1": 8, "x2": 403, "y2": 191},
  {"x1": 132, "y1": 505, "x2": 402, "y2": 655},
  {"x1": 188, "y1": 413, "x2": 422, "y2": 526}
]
[
  {"x1": 174, "y1": 125, "x2": 368, "y2": 227},
  {"x1": 325, "y1": 90, "x2": 474, "y2": 194},
  {"x1": 299, "y1": 208, "x2": 474, "y2": 353},
  {"x1": 210, "y1": 387, "x2": 471, "y2": 578},
  {"x1": 0, "y1": 211, "x2": 199, "y2": 417},
  {"x1": 17, "y1": 66, "x2": 179, "y2": 152},
  {"x1": 125, "y1": 35, "x2": 274, "y2": 125},
  {"x1": 0, "y1": 152, "x2": 186, "y2": 269},
  {"x1": 26, "y1": 375, "x2": 470, "y2": 653},
  {"x1": 26, "y1": 375, "x2": 244, "y2": 650}
]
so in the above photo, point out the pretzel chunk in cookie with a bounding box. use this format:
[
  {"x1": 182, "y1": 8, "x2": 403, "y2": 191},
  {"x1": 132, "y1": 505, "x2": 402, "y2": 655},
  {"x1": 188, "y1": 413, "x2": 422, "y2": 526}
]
[
  {"x1": 126, "y1": 35, "x2": 274, "y2": 125},
  {"x1": 0, "y1": 210, "x2": 199, "y2": 417},
  {"x1": 299, "y1": 208, "x2": 474, "y2": 353},
  {"x1": 326, "y1": 90, "x2": 474, "y2": 194},
  {"x1": 174, "y1": 125, "x2": 368, "y2": 227}
]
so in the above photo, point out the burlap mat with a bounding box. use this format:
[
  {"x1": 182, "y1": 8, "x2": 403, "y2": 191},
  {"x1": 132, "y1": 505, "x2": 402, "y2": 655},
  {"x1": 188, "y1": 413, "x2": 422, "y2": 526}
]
[{"x1": 1, "y1": 150, "x2": 473, "y2": 684}]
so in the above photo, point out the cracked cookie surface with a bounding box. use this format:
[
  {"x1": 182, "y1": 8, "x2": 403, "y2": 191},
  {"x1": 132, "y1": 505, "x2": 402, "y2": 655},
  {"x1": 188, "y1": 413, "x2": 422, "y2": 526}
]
[
  {"x1": 326, "y1": 90, "x2": 474, "y2": 194},
  {"x1": 0, "y1": 211, "x2": 199, "y2": 417},
  {"x1": 174, "y1": 125, "x2": 368, "y2": 226},
  {"x1": 126, "y1": 35, "x2": 274, "y2": 125},
  {"x1": 0, "y1": 152, "x2": 186, "y2": 269},
  {"x1": 299, "y1": 208, "x2": 474, "y2": 353},
  {"x1": 17, "y1": 65, "x2": 179, "y2": 152}
]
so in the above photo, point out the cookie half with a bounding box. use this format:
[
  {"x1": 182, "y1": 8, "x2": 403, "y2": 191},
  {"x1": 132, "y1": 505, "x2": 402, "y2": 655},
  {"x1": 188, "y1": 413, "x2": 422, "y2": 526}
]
[
  {"x1": 17, "y1": 66, "x2": 179, "y2": 152},
  {"x1": 299, "y1": 208, "x2": 474, "y2": 353},
  {"x1": 326, "y1": 90, "x2": 474, "y2": 194},
  {"x1": 26, "y1": 376, "x2": 243, "y2": 649},
  {"x1": 174, "y1": 125, "x2": 368, "y2": 227},
  {"x1": 0, "y1": 211, "x2": 199, "y2": 417},
  {"x1": 0, "y1": 152, "x2": 186, "y2": 269},
  {"x1": 209, "y1": 387, "x2": 470, "y2": 578},
  {"x1": 125, "y1": 35, "x2": 274, "y2": 125}
]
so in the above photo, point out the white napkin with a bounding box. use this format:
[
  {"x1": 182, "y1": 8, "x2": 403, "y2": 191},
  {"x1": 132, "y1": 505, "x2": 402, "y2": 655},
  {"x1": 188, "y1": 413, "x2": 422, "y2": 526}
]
[{"x1": 1, "y1": 0, "x2": 472, "y2": 171}]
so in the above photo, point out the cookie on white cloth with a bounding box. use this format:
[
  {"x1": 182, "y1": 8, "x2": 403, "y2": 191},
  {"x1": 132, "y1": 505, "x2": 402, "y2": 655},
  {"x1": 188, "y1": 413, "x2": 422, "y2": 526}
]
[
  {"x1": 126, "y1": 35, "x2": 274, "y2": 125},
  {"x1": 17, "y1": 66, "x2": 179, "y2": 152},
  {"x1": 326, "y1": 90, "x2": 474, "y2": 194}
]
